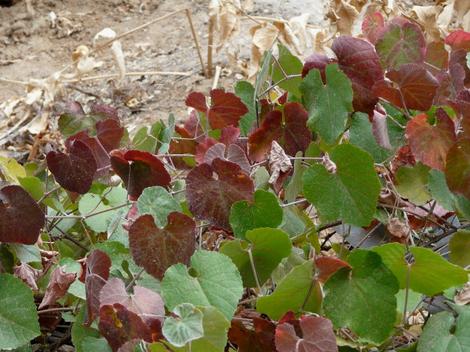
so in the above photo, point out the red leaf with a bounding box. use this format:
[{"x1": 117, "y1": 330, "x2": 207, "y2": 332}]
[
  {"x1": 248, "y1": 102, "x2": 311, "y2": 162},
  {"x1": 186, "y1": 158, "x2": 254, "y2": 229},
  {"x1": 110, "y1": 150, "x2": 171, "y2": 200},
  {"x1": 85, "y1": 250, "x2": 111, "y2": 325},
  {"x1": 375, "y1": 17, "x2": 426, "y2": 70},
  {"x1": 90, "y1": 103, "x2": 119, "y2": 120},
  {"x1": 66, "y1": 132, "x2": 111, "y2": 175},
  {"x1": 275, "y1": 315, "x2": 338, "y2": 352},
  {"x1": 129, "y1": 213, "x2": 196, "y2": 279},
  {"x1": 100, "y1": 277, "x2": 164, "y2": 333},
  {"x1": 220, "y1": 126, "x2": 241, "y2": 145},
  {"x1": 332, "y1": 36, "x2": 384, "y2": 113},
  {"x1": 96, "y1": 118, "x2": 125, "y2": 152},
  {"x1": 445, "y1": 138, "x2": 470, "y2": 199},
  {"x1": 406, "y1": 110, "x2": 456, "y2": 170},
  {"x1": 445, "y1": 30, "x2": 470, "y2": 51},
  {"x1": 302, "y1": 54, "x2": 336, "y2": 82},
  {"x1": 39, "y1": 266, "x2": 76, "y2": 309},
  {"x1": 186, "y1": 89, "x2": 248, "y2": 129},
  {"x1": 315, "y1": 256, "x2": 351, "y2": 283},
  {"x1": 228, "y1": 310, "x2": 276, "y2": 352},
  {"x1": 195, "y1": 137, "x2": 218, "y2": 164},
  {"x1": 0, "y1": 185, "x2": 44, "y2": 245},
  {"x1": 47, "y1": 140, "x2": 97, "y2": 194},
  {"x1": 99, "y1": 303, "x2": 153, "y2": 352},
  {"x1": 371, "y1": 105, "x2": 392, "y2": 149},
  {"x1": 362, "y1": 12, "x2": 385, "y2": 44},
  {"x1": 14, "y1": 263, "x2": 40, "y2": 290},
  {"x1": 425, "y1": 41, "x2": 449, "y2": 71},
  {"x1": 373, "y1": 63, "x2": 439, "y2": 111}
]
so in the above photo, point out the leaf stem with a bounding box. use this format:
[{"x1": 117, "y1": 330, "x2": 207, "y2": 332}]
[{"x1": 247, "y1": 248, "x2": 262, "y2": 295}]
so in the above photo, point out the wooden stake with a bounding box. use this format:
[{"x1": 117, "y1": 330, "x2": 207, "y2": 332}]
[
  {"x1": 207, "y1": 15, "x2": 215, "y2": 78},
  {"x1": 185, "y1": 9, "x2": 206, "y2": 77}
]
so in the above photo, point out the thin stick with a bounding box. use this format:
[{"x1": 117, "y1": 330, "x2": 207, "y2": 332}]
[
  {"x1": 63, "y1": 71, "x2": 191, "y2": 83},
  {"x1": 207, "y1": 15, "x2": 215, "y2": 78},
  {"x1": 185, "y1": 9, "x2": 206, "y2": 76},
  {"x1": 38, "y1": 307, "x2": 74, "y2": 314},
  {"x1": 248, "y1": 248, "x2": 262, "y2": 294},
  {"x1": 212, "y1": 65, "x2": 222, "y2": 89}
]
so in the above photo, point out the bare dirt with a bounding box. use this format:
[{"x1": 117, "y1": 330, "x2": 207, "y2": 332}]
[{"x1": 0, "y1": 0, "x2": 328, "y2": 130}]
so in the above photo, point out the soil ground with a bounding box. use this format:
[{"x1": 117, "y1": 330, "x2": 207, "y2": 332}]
[{"x1": 0, "y1": 0, "x2": 328, "y2": 131}]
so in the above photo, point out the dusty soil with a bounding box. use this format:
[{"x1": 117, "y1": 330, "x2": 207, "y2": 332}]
[{"x1": 0, "y1": 0, "x2": 328, "y2": 130}]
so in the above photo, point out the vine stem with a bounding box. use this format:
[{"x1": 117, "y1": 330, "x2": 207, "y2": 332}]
[
  {"x1": 281, "y1": 198, "x2": 307, "y2": 207},
  {"x1": 247, "y1": 248, "x2": 262, "y2": 295},
  {"x1": 45, "y1": 202, "x2": 129, "y2": 220},
  {"x1": 126, "y1": 268, "x2": 146, "y2": 290},
  {"x1": 38, "y1": 307, "x2": 74, "y2": 314}
]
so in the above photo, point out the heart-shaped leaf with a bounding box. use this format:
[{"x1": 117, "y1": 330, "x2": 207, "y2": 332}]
[
  {"x1": 373, "y1": 243, "x2": 468, "y2": 296},
  {"x1": 332, "y1": 36, "x2": 384, "y2": 113},
  {"x1": 39, "y1": 266, "x2": 76, "y2": 309},
  {"x1": 0, "y1": 185, "x2": 45, "y2": 245},
  {"x1": 300, "y1": 64, "x2": 353, "y2": 144},
  {"x1": 248, "y1": 102, "x2": 311, "y2": 162},
  {"x1": 302, "y1": 144, "x2": 381, "y2": 226},
  {"x1": 229, "y1": 190, "x2": 283, "y2": 239},
  {"x1": 110, "y1": 149, "x2": 171, "y2": 200},
  {"x1": 85, "y1": 250, "x2": 111, "y2": 325},
  {"x1": 186, "y1": 89, "x2": 248, "y2": 129},
  {"x1": 220, "y1": 228, "x2": 291, "y2": 287},
  {"x1": 137, "y1": 186, "x2": 182, "y2": 228},
  {"x1": 445, "y1": 138, "x2": 470, "y2": 200},
  {"x1": 161, "y1": 250, "x2": 243, "y2": 320},
  {"x1": 362, "y1": 12, "x2": 385, "y2": 44},
  {"x1": 275, "y1": 315, "x2": 338, "y2": 352},
  {"x1": 163, "y1": 303, "x2": 204, "y2": 347},
  {"x1": 186, "y1": 158, "x2": 254, "y2": 230},
  {"x1": 129, "y1": 213, "x2": 196, "y2": 280},
  {"x1": 375, "y1": 18, "x2": 426, "y2": 70},
  {"x1": 406, "y1": 110, "x2": 456, "y2": 170},
  {"x1": 47, "y1": 139, "x2": 97, "y2": 194},
  {"x1": 449, "y1": 230, "x2": 470, "y2": 267},
  {"x1": 323, "y1": 249, "x2": 399, "y2": 345}
]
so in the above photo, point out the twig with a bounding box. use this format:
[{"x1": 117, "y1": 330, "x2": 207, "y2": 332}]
[
  {"x1": 207, "y1": 14, "x2": 215, "y2": 78},
  {"x1": 38, "y1": 307, "x2": 74, "y2": 314},
  {"x1": 185, "y1": 9, "x2": 206, "y2": 77},
  {"x1": 63, "y1": 71, "x2": 191, "y2": 83},
  {"x1": 258, "y1": 74, "x2": 301, "y2": 98},
  {"x1": 281, "y1": 198, "x2": 307, "y2": 208},
  {"x1": 212, "y1": 65, "x2": 222, "y2": 89},
  {"x1": 126, "y1": 267, "x2": 146, "y2": 290},
  {"x1": 248, "y1": 248, "x2": 262, "y2": 294}
]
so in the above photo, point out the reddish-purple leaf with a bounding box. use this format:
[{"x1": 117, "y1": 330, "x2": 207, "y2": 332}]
[
  {"x1": 371, "y1": 105, "x2": 392, "y2": 149},
  {"x1": 0, "y1": 185, "x2": 44, "y2": 244},
  {"x1": 110, "y1": 150, "x2": 171, "y2": 200},
  {"x1": 248, "y1": 102, "x2": 311, "y2": 162},
  {"x1": 315, "y1": 256, "x2": 351, "y2": 283},
  {"x1": 425, "y1": 41, "x2": 449, "y2": 71},
  {"x1": 39, "y1": 266, "x2": 76, "y2": 309},
  {"x1": 129, "y1": 213, "x2": 196, "y2": 279},
  {"x1": 66, "y1": 132, "x2": 111, "y2": 175},
  {"x1": 186, "y1": 89, "x2": 248, "y2": 129},
  {"x1": 99, "y1": 303, "x2": 153, "y2": 352},
  {"x1": 373, "y1": 63, "x2": 439, "y2": 111},
  {"x1": 14, "y1": 263, "x2": 40, "y2": 290},
  {"x1": 301, "y1": 53, "x2": 336, "y2": 82},
  {"x1": 406, "y1": 110, "x2": 456, "y2": 170},
  {"x1": 362, "y1": 12, "x2": 385, "y2": 44},
  {"x1": 445, "y1": 138, "x2": 470, "y2": 200},
  {"x1": 47, "y1": 140, "x2": 97, "y2": 194},
  {"x1": 228, "y1": 310, "x2": 276, "y2": 352},
  {"x1": 186, "y1": 158, "x2": 254, "y2": 229},
  {"x1": 96, "y1": 118, "x2": 125, "y2": 152},
  {"x1": 195, "y1": 137, "x2": 218, "y2": 164},
  {"x1": 100, "y1": 277, "x2": 164, "y2": 331},
  {"x1": 375, "y1": 18, "x2": 426, "y2": 70},
  {"x1": 445, "y1": 30, "x2": 470, "y2": 51},
  {"x1": 220, "y1": 126, "x2": 241, "y2": 145},
  {"x1": 85, "y1": 249, "x2": 111, "y2": 325},
  {"x1": 275, "y1": 316, "x2": 338, "y2": 352},
  {"x1": 332, "y1": 36, "x2": 384, "y2": 113},
  {"x1": 204, "y1": 143, "x2": 251, "y2": 172}
]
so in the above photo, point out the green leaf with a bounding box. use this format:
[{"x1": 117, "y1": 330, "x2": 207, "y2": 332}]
[
  {"x1": 271, "y1": 43, "x2": 303, "y2": 97},
  {"x1": 255, "y1": 51, "x2": 272, "y2": 97},
  {"x1": 374, "y1": 243, "x2": 468, "y2": 296},
  {"x1": 235, "y1": 81, "x2": 257, "y2": 136},
  {"x1": 256, "y1": 260, "x2": 322, "y2": 320},
  {"x1": 163, "y1": 303, "x2": 204, "y2": 347},
  {"x1": 428, "y1": 169, "x2": 455, "y2": 211},
  {"x1": 449, "y1": 230, "x2": 470, "y2": 267},
  {"x1": 0, "y1": 274, "x2": 40, "y2": 350},
  {"x1": 302, "y1": 144, "x2": 381, "y2": 226},
  {"x1": 161, "y1": 250, "x2": 243, "y2": 320},
  {"x1": 0, "y1": 157, "x2": 26, "y2": 183},
  {"x1": 18, "y1": 177, "x2": 44, "y2": 201},
  {"x1": 285, "y1": 151, "x2": 307, "y2": 202},
  {"x1": 349, "y1": 112, "x2": 393, "y2": 163},
  {"x1": 229, "y1": 190, "x2": 283, "y2": 239},
  {"x1": 417, "y1": 307, "x2": 470, "y2": 352},
  {"x1": 300, "y1": 63, "x2": 353, "y2": 144},
  {"x1": 395, "y1": 163, "x2": 431, "y2": 205},
  {"x1": 220, "y1": 228, "x2": 292, "y2": 287},
  {"x1": 9, "y1": 244, "x2": 41, "y2": 263},
  {"x1": 323, "y1": 249, "x2": 399, "y2": 345},
  {"x1": 81, "y1": 337, "x2": 112, "y2": 352},
  {"x1": 137, "y1": 186, "x2": 182, "y2": 228}
]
